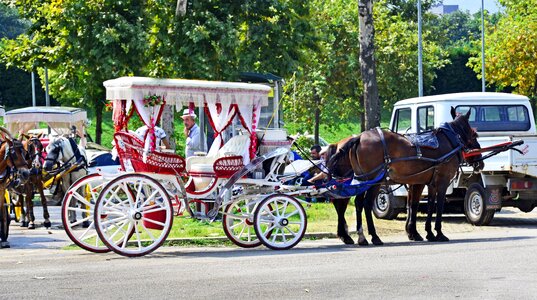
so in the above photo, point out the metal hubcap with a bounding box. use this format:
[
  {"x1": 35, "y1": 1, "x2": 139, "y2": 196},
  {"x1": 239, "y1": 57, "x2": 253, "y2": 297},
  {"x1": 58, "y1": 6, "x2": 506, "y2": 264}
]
[
  {"x1": 132, "y1": 210, "x2": 142, "y2": 221},
  {"x1": 470, "y1": 193, "x2": 482, "y2": 216}
]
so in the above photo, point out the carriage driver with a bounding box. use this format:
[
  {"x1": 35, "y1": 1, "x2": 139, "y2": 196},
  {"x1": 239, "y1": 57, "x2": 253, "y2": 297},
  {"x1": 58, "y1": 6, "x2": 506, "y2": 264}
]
[{"x1": 181, "y1": 108, "x2": 206, "y2": 157}]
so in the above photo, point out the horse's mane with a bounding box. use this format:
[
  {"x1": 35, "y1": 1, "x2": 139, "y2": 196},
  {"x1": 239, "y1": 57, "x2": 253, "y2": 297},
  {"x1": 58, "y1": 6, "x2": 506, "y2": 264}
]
[
  {"x1": 327, "y1": 135, "x2": 361, "y2": 174},
  {"x1": 0, "y1": 126, "x2": 14, "y2": 141}
]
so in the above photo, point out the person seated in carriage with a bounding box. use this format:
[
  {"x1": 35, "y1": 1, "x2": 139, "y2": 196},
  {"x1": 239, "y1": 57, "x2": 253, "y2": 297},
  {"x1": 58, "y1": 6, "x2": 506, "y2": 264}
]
[{"x1": 135, "y1": 123, "x2": 171, "y2": 150}]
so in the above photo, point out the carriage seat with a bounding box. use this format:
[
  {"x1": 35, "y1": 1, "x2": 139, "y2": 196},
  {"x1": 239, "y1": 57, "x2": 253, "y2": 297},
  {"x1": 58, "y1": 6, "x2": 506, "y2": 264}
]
[
  {"x1": 283, "y1": 159, "x2": 323, "y2": 177},
  {"x1": 186, "y1": 134, "x2": 250, "y2": 176}
]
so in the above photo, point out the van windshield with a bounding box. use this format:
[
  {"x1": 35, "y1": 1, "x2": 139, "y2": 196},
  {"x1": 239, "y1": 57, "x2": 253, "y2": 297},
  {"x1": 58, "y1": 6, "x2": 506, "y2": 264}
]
[{"x1": 455, "y1": 105, "x2": 530, "y2": 132}]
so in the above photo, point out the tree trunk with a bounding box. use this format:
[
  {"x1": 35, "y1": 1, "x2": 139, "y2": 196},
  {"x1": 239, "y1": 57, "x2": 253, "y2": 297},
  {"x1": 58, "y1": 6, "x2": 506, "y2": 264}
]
[
  {"x1": 96, "y1": 101, "x2": 103, "y2": 145},
  {"x1": 359, "y1": 94, "x2": 365, "y2": 132},
  {"x1": 314, "y1": 90, "x2": 320, "y2": 145},
  {"x1": 359, "y1": 0, "x2": 381, "y2": 130},
  {"x1": 161, "y1": 104, "x2": 175, "y2": 149}
]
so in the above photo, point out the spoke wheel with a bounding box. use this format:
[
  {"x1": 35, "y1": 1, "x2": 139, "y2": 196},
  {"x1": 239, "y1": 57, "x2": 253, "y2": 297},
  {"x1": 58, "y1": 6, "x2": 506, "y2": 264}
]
[
  {"x1": 254, "y1": 194, "x2": 307, "y2": 250},
  {"x1": 223, "y1": 199, "x2": 262, "y2": 248},
  {"x1": 95, "y1": 173, "x2": 173, "y2": 257},
  {"x1": 62, "y1": 173, "x2": 110, "y2": 253}
]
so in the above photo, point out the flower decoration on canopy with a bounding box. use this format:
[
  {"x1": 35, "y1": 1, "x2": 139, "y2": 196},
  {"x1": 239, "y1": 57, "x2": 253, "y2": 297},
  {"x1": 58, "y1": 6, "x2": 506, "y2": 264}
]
[
  {"x1": 104, "y1": 101, "x2": 114, "y2": 112},
  {"x1": 143, "y1": 95, "x2": 164, "y2": 107}
]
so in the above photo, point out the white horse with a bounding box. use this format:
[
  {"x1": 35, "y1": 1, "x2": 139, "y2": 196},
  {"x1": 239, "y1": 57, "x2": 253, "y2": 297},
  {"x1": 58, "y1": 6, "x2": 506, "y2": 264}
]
[{"x1": 44, "y1": 136, "x2": 88, "y2": 223}]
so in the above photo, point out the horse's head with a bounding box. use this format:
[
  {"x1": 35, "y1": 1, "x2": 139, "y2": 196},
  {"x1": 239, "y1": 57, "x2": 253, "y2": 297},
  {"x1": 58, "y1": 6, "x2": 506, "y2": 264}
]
[
  {"x1": 23, "y1": 135, "x2": 45, "y2": 170},
  {"x1": 450, "y1": 107, "x2": 484, "y2": 171},
  {"x1": 44, "y1": 137, "x2": 67, "y2": 171},
  {"x1": 2, "y1": 138, "x2": 31, "y2": 185},
  {"x1": 44, "y1": 136, "x2": 86, "y2": 172},
  {"x1": 327, "y1": 136, "x2": 358, "y2": 178}
]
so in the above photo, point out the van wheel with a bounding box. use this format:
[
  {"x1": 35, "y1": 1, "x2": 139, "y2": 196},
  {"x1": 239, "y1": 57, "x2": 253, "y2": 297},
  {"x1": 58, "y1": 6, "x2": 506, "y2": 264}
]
[
  {"x1": 464, "y1": 183, "x2": 495, "y2": 226},
  {"x1": 373, "y1": 187, "x2": 400, "y2": 220}
]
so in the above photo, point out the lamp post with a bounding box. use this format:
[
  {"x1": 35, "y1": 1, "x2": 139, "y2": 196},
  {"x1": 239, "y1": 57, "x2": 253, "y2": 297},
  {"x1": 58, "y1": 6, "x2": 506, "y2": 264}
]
[
  {"x1": 481, "y1": 0, "x2": 486, "y2": 92},
  {"x1": 417, "y1": 0, "x2": 423, "y2": 97}
]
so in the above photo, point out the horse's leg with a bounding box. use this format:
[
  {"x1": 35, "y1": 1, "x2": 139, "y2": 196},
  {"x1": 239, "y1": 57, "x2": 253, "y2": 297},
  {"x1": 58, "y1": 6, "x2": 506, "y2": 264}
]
[
  {"x1": 434, "y1": 185, "x2": 449, "y2": 242},
  {"x1": 27, "y1": 191, "x2": 36, "y2": 229},
  {"x1": 425, "y1": 184, "x2": 437, "y2": 242},
  {"x1": 19, "y1": 194, "x2": 29, "y2": 227},
  {"x1": 364, "y1": 186, "x2": 383, "y2": 245},
  {"x1": 406, "y1": 184, "x2": 424, "y2": 241},
  {"x1": 354, "y1": 194, "x2": 368, "y2": 246},
  {"x1": 332, "y1": 198, "x2": 354, "y2": 245},
  {"x1": 38, "y1": 180, "x2": 51, "y2": 228},
  {"x1": 0, "y1": 192, "x2": 10, "y2": 248}
]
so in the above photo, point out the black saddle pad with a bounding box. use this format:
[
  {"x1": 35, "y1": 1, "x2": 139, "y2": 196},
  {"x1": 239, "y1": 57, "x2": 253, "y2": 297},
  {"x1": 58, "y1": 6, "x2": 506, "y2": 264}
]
[{"x1": 405, "y1": 132, "x2": 439, "y2": 149}]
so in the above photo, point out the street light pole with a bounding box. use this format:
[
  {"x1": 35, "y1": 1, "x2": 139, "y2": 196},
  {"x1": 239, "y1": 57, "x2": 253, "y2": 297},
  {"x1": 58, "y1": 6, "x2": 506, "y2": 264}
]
[
  {"x1": 45, "y1": 67, "x2": 50, "y2": 106},
  {"x1": 417, "y1": 0, "x2": 423, "y2": 97},
  {"x1": 31, "y1": 71, "x2": 36, "y2": 106},
  {"x1": 481, "y1": 0, "x2": 486, "y2": 92}
]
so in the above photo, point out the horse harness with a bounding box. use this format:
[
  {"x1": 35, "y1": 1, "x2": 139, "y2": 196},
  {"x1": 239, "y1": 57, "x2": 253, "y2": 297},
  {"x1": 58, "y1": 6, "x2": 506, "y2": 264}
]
[
  {"x1": 45, "y1": 137, "x2": 87, "y2": 172},
  {"x1": 364, "y1": 125, "x2": 466, "y2": 185},
  {"x1": 0, "y1": 139, "x2": 30, "y2": 185}
]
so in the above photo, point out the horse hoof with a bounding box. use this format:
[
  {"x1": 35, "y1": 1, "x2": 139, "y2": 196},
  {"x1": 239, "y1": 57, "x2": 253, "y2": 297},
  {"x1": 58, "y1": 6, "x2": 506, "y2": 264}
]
[
  {"x1": 408, "y1": 233, "x2": 423, "y2": 241},
  {"x1": 339, "y1": 235, "x2": 355, "y2": 245},
  {"x1": 436, "y1": 233, "x2": 449, "y2": 242},
  {"x1": 358, "y1": 238, "x2": 369, "y2": 246},
  {"x1": 426, "y1": 233, "x2": 437, "y2": 242},
  {"x1": 44, "y1": 221, "x2": 52, "y2": 228},
  {"x1": 20, "y1": 221, "x2": 28, "y2": 228},
  {"x1": 0, "y1": 241, "x2": 10, "y2": 248},
  {"x1": 28, "y1": 223, "x2": 36, "y2": 230},
  {"x1": 371, "y1": 236, "x2": 384, "y2": 246},
  {"x1": 82, "y1": 221, "x2": 90, "y2": 228}
]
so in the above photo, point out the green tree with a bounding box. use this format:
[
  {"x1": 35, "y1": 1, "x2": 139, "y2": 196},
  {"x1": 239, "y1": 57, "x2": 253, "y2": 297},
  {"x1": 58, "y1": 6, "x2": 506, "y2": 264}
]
[
  {"x1": 468, "y1": 1, "x2": 537, "y2": 98},
  {"x1": 282, "y1": 0, "x2": 448, "y2": 134}
]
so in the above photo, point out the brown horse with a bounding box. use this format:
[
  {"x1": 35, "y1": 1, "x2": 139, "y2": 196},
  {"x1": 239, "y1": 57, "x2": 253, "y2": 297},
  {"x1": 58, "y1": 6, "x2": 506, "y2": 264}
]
[
  {"x1": 328, "y1": 107, "x2": 482, "y2": 244},
  {"x1": 324, "y1": 140, "x2": 383, "y2": 246},
  {"x1": 11, "y1": 134, "x2": 50, "y2": 229},
  {"x1": 0, "y1": 127, "x2": 32, "y2": 248}
]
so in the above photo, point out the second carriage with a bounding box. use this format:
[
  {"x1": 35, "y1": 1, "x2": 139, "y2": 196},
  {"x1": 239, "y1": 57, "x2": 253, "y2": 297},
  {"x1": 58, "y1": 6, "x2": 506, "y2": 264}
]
[{"x1": 64, "y1": 77, "x2": 317, "y2": 257}]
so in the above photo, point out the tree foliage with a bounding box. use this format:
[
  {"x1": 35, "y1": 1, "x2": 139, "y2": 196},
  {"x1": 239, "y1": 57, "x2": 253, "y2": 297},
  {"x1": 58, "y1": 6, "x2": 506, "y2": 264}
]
[
  {"x1": 468, "y1": 0, "x2": 537, "y2": 97},
  {"x1": 1, "y1": 0, "x2": 315, "y2": 142}
]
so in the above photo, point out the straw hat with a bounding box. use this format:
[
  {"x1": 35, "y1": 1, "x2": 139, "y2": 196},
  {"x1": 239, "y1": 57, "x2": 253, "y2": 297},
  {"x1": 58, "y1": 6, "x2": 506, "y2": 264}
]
[{"x1": 180, "y1": 108, "x2": 197, "y2": 119}]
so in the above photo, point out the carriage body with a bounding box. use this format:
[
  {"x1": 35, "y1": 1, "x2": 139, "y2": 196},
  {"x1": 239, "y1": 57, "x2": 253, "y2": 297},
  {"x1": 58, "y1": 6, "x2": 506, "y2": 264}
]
[{"x1": 61, "y1": 76, "x2": 311, "y2": 256}]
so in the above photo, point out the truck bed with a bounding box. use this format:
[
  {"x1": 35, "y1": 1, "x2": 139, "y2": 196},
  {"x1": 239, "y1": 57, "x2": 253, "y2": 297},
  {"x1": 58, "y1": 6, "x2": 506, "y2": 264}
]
[{"x1": 474, "y1": 136, "x2": 537, "y2": 178}]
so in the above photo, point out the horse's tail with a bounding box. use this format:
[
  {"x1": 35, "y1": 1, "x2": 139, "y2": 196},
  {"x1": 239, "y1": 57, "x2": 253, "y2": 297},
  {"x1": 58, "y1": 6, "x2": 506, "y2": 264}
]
[
  {"x1": 327, "y1": 135, "x2": 361, "y2": 174},
  {"x1": 0, "y1": 126, "x2": 14, "y2": 141}
]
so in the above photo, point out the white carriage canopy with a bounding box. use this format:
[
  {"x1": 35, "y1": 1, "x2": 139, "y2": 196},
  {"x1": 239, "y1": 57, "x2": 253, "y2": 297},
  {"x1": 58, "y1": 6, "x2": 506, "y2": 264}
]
[
  {"x1": 103, "y1": 76, "x2": 271, "y2": 162},
  {"x1": 3, "y1": 106, "x2": 87, "y2": 136}
]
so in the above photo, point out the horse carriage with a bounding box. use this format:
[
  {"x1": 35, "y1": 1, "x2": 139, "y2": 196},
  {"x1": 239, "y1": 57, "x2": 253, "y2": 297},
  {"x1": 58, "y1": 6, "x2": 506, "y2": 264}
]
[
  {"x1": 61, "y1": 77, "x2": 524, "y2": 257},
  {"x1": 60, "y1": 77, "x2": 331, "y2": 257},
  {"x1": 2, "y1": 106, "x2": 98, "y2": 229}
]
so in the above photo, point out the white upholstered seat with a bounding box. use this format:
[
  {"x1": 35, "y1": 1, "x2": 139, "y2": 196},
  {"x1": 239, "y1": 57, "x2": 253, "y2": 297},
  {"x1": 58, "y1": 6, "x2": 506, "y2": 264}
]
[{"x1": 186, "y1": 134, "x2": 250, "y2": 174}]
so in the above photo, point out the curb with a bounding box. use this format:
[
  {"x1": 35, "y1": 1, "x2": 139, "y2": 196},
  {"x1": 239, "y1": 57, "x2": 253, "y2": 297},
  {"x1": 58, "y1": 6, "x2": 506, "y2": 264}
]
[{"x1": 162, "y1": 231, "x2": 344, "y2": 244}]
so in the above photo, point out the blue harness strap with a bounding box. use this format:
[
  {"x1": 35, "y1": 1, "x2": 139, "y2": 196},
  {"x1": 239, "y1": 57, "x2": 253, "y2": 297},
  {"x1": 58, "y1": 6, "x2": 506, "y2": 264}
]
[{"x1": 321, "y1": 169, "x2": 386, "y2": 199}]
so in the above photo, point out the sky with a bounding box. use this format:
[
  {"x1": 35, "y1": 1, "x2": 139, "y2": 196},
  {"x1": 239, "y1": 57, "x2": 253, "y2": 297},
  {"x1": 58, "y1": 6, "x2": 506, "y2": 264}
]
[{"x1": 442, "y1": 0, "x2": 503, "y2": 14}]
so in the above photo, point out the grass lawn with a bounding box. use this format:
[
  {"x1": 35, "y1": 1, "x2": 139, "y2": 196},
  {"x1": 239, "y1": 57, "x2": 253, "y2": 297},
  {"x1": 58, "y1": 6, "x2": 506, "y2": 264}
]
[{"x1": 164, "y1": 201, "x2": 406, "y2": 244}]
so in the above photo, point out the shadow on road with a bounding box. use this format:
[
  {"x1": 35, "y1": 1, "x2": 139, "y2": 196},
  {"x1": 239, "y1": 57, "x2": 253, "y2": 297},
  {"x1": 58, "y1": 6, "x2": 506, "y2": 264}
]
[{"x1": 139, "y1": 234, "x2": 536, "y2": 260}]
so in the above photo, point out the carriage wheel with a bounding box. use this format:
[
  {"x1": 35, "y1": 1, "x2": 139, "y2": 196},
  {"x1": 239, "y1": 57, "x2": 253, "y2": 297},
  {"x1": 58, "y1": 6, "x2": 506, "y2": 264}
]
[
  {"x1": 94, "y1": 173, "x2": 173, "y2": 257},
  {"x1": 222, "y1": 198, "x2": 262, "y2": 248},
  {"x1": 253, "y1": 194, "x2": 307, "y2": 250},
  {"x1": 62, "y1": 173, "x2": 110, "y2": 253}
]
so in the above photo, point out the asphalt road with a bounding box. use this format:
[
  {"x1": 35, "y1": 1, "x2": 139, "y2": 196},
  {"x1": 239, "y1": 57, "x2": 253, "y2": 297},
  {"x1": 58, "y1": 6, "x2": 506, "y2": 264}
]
[{"x1": 1, "y1": 208, "x2": 536, "y2": 299}]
